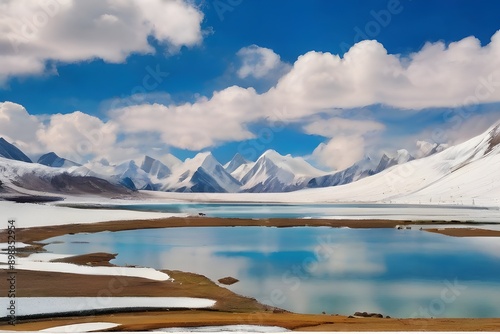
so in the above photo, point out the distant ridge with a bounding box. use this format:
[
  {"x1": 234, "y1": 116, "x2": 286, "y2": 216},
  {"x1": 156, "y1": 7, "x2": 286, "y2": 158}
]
[
  {"x1": 0, "y1": 138, "x2": 32, "y2": 163},
  {"x1": 3, "y1": 121, "x2": 495, "y2": 195},
  {"x1": 38, "y1": 152, "x2": 80, "y2": 168}
]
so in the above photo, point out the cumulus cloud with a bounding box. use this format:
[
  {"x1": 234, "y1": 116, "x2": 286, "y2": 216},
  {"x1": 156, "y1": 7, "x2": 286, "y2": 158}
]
[
  {"x1": 0, "y1": 101, "x2": 143, "y2": 163},
  {"x1": 236, "y1": 44, "x2": 290, "y2": 79},
  {"x1": 0, "y1": 0, "x2": 204, "y2": 83},
  {"x1": 109, "y1": 86, "x2": 260, "y2": 150},
  {"x1": 305, "y1": 117, "x2": 385, "y2": 170},
  {"x1": 0, "y1": 102, "x2": 42, "y2": 152},
  {"x1": 4, "y1": 30, "x2": 500, "y2": 163},
  {"x1": 312, "y1": 136, "x2": 366, "y2": 170},
  {"x1": 36, "y1": 111, "x2": 119, "y2": 161},
  {"x1": 109, "y1": 28, "x2": 500, "y2": 153},
  {"x1": 269, "y1": 31, "x2": 500, "y2": 111}
]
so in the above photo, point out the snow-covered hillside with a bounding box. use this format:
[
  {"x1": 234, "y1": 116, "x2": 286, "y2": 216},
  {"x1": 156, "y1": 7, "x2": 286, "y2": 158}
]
[{"x1": 288, "y1": 122, "x2": 500, "y2": 206}]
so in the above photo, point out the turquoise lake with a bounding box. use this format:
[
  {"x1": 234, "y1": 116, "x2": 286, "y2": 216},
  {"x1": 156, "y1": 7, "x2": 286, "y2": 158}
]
[
  {"x1": 43, "y1": 226, "x2": 500, "y2": 318},
  {"x1": 89, "y1": 202, "x2": 493, "y2": 220}
]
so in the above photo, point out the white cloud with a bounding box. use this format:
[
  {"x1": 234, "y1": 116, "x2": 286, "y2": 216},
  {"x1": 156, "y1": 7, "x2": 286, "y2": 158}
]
[
  {"x1": 305, "y1": 117, "x2": 385, "y2": 170},
  {"x1": 4, "y1": 31, "x2": 500, "y2": 163},
  {"x1": 0, "y1": 102, "x2": 42, "y2": 152},
  {"x1": 110, "y1": 26, "x2": 500, "y2": 153},
  {"x1": 312, "y1": 136, "x2": 366, "y2": 170},
  {"x1": 269, "y1": 31, "x2": 500, "y2": 111},
  {"x1": 236, "y1": 44, "x2": 289, "y2": 79},
  {"x1": 36, "y1": 111, "x2": 119, "y2": 162},
  {"x1": 0, "y1": 102, "x2": 151, "y2": 164},
  {"x1": 304, "y1": 117, "x2": 385, "y2": 137},
  {"x1": 109, "y1": 86, "x2": 260, "y2": 150},
  {"x1": 0, "y1": 0, "x2": 204, "y2": 83}
]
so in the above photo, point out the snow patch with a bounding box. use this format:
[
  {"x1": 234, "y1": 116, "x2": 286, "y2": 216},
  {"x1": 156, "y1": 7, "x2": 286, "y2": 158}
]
[
  {"x1": 0, "y1": 201, "x2": 179, "y2": 228},
  {"x1": 156, "y1": 325, "x2": 289, "y2": 332},
  {"x1": 0, "y1": 255, "x2": 171, "y2": 281},
  {"x1": 39, "y1": 322, "x2": 120, "y2": 332},
  {"x1": 0, "y1": 297, "x2": 216, "y2": 317}
]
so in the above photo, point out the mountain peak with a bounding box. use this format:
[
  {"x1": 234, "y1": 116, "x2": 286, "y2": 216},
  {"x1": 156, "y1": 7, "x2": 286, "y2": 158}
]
[
  {"x1": 395, "y1": 149, "x2": 413, "y2": 162},
  {"x1": 161, "y1": 151, "x2": 240, "y2": 193},
  {"x1": 260, "y1": 149, "x2": 286, "y2": 163},
  {"x1": 162, "y1": 153, "x2": 182, "y2": 169},
  {"x1": 194, "y1": 151, "x2": 214, "y2": 159},
  {"x1": 37, "y1": 152, "x2": 80, "y2": 168},
  {"x1": 191, "y1": 151, "x2": 215, "y2": 164},
  {"x1": 41, "y1": 152, "x2": 57, "y2": 158},
  {"x1": 140, "y1": 155, "x2": 172, "y2": 180},
  {"x1": 486, "y1": 123, "x2": 500, "y2": 153},
  {"x1": 415, "y1": 140, "x2": 450, "y2": 158},
  {"x1": 181, "y1": 151, "x2": 221, "y2": 174},
  {"x1": 0, "y1": 137, "x2": 32, "y2": 163},
  {"x1": 224, "y1": 153, "x2": 250, "y2": 174},
  {"x1": 231, "y1": 152, "x2": 249, "y2": 163},
  {"x1": 141, "y1": 155, "x2": 157, "y2": 172},
  {"x1": 262, "y1": 149, "x2": 281, "y2": 157}
]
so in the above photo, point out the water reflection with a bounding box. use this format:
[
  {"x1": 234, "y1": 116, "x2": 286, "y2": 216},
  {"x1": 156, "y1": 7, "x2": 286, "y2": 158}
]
[{"x1": 43, "y1": 227, "x2": 500, "y2": 317}]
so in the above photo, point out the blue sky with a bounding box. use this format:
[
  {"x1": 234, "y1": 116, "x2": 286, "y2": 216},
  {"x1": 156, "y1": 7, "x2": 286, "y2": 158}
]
[{"x1": 1, "y1": 0, "x2": 500, "y2": 170}]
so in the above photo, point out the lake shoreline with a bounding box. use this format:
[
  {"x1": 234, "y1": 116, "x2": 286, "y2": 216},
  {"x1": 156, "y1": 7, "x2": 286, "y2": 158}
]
[
  {"x1": 2, "y1": 216, "x2": 500, "y2": 331},
  {"x1": 11, "y1": 216, "x2": 500, "y2": 245},
  {"x1": 2, "y1": 254, "x2": 500, "y2": 332}
]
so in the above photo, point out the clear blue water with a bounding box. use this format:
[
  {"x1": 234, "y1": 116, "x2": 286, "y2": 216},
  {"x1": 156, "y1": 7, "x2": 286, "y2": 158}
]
[
  {"x1": 43, "y1": 226, "x2": 500, "y2": 318},
  {"x1": 99, "y1": 202, "x2": 488, "y2": 219}
]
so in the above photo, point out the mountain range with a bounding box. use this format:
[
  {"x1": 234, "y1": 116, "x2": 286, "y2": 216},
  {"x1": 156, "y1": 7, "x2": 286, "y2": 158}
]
[
  {"x1": 282, "y1": 121, "x2": 500, "y2": 207},
  {"x1": 0, "y1": 122, "x2": 498, "y2": 197}
]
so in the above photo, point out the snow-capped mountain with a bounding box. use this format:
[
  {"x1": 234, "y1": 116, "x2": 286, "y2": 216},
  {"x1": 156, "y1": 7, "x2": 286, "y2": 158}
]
[
  {"x1": 308, "y1": 156, "x2": 377, "y2": 188},
  {"x1": 224, "y1": 153, "x2": 250, "y2": 174},
  {"x1": 75, "y1": 159, "x2": 155, "y2": 191},
  {"x1": 37, "y1": 152, "x2": 80, "y2": 168},
  {"x1": 284, "y1": 122, "x2": 500, "y2": 206},
  {"x1": 415, "y1": 141, "x2": 449, "y2": 158},
  {"x1": 374, "y1": 149, "x2": 414, "y2": 173},
  {"x1": 91, "y1": 154, "x2": 183, "y2": 191},
  {"x1": 307, "y1": 149, "x2": 413, "y2": 189},
  {"x1": 224, "y1": 153, "x2": 255, "y2": 182},
  {"x1": 239, "y1": 150, "x2": 327, "y2": 192},
  {"x1": 161, "y1": 152, "x2": 241, "y2": 193},
  {"x1": 0, "y1": 156, "x2": 132, "y2": 197},
  {"x1": 2, "y1": 123, "x2": 499, "y2": 199},
  {"x1": 114, "y1": 160, "x2": 155, "y2": 190},
  {"x1": 140, "y1": 155, "x2": 174, "y2": 180},
  {"x1": 0, "y1": 137, "x2": 32, "y2": 163}
]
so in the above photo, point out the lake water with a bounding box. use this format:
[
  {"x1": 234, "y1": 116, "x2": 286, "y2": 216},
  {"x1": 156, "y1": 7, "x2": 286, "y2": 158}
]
[
  {"x1": 43, "y1": 226, "x2": 500, "y2": 318},
  {"x1": 87, "y1": 202, "x2": 500, "y2": 221}
]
